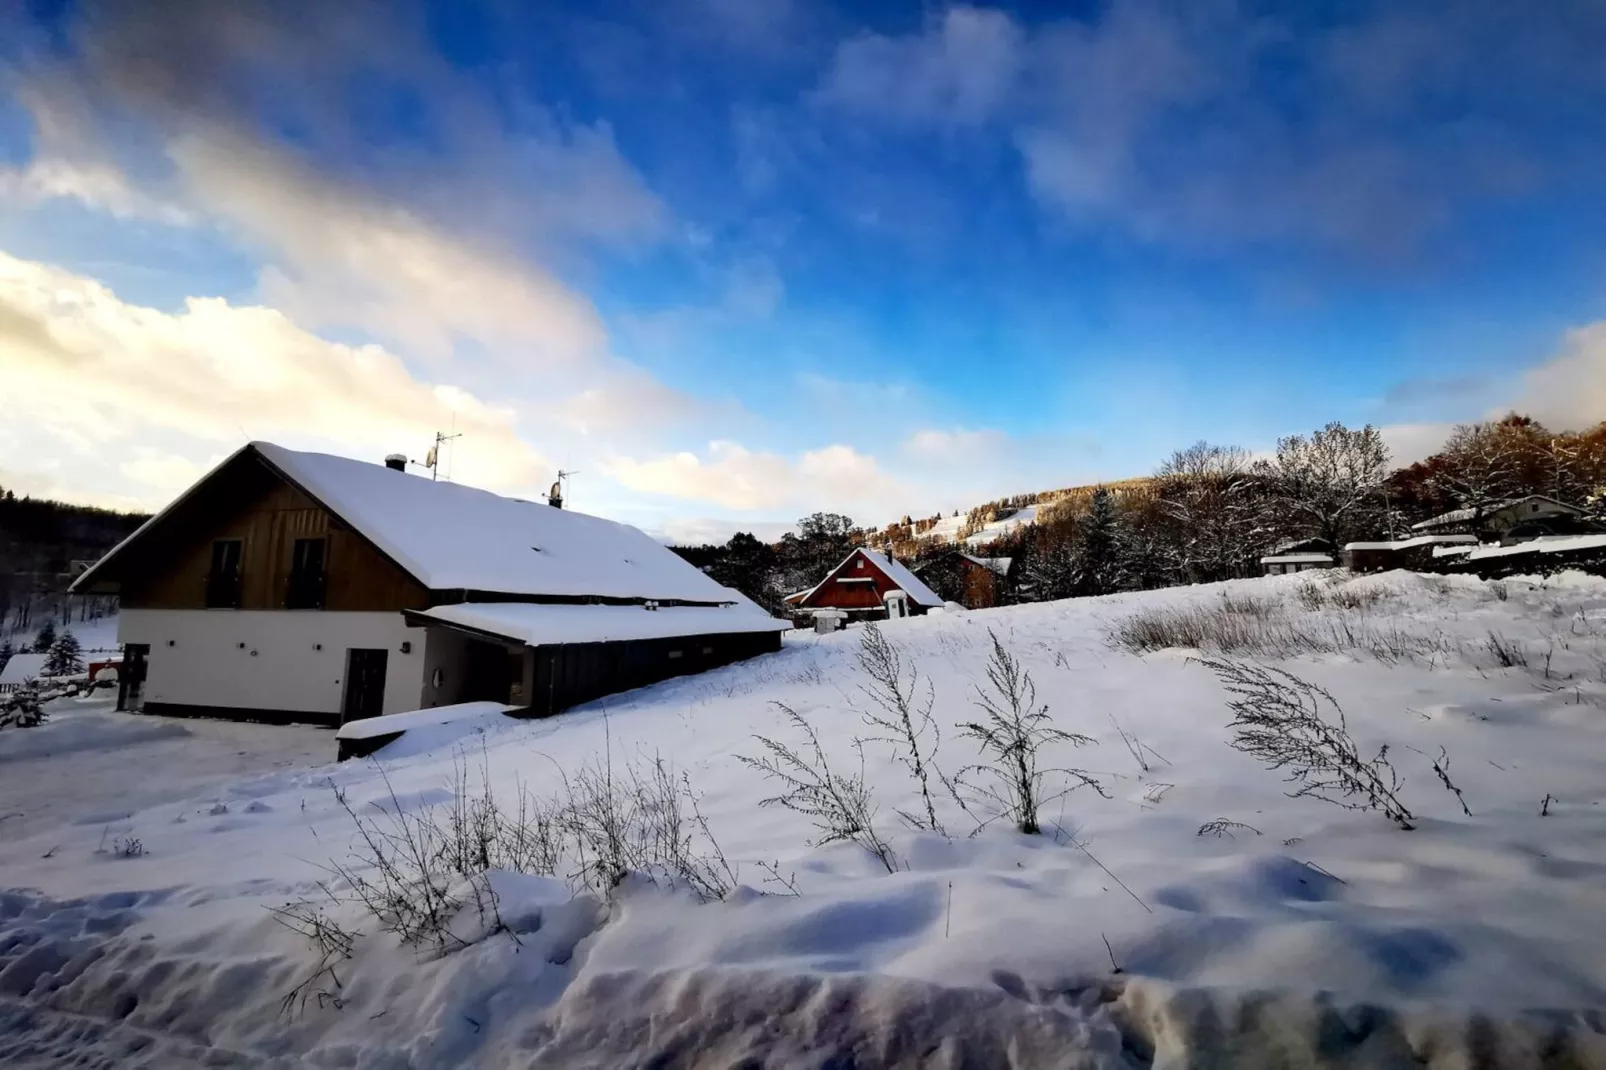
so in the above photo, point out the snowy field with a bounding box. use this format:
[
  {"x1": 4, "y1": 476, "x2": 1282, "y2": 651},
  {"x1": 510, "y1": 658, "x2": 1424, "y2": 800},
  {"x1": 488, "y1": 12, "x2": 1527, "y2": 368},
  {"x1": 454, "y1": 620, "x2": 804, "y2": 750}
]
[{"x1": 4, "y1": 571, "x2": 1606, "y2": 1067}]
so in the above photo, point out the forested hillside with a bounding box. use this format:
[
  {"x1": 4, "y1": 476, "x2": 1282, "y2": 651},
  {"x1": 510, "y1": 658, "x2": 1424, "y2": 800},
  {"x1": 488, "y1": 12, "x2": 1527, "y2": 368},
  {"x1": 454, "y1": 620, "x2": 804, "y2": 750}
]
[
  {"x1": 677, "y1": 414, "x2": 1606, "y2": 609},
  {"x1": 0, "y1": 488, "x2": 146, "y2": 640}
]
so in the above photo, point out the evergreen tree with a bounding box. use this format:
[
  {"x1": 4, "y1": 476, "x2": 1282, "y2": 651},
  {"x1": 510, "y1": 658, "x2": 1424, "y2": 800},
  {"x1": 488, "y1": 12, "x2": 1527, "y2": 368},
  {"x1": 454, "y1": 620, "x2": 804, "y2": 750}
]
[
  {"x1": 32, "y1": 620, "x2": 56, "y2": 653},
  {"x1": 0, "y1": 681, "x2": 46, "y2": 728},
  {"x1": 1076, "y1": 487, "x2": 1121, "y2": 596},
  {"x1": 44, "y1": 630, "x2": 84, "y2": 677},
  {"x1": 0, "y1": 639, "x2": 13, "y2": 676}
]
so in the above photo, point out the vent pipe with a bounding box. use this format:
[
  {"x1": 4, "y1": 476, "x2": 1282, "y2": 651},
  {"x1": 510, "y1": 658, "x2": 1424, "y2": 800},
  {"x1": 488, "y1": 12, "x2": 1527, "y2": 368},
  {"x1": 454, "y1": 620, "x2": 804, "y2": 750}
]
[{"x1": 384, "y1": 454, "x2": 407, "y2": 472}]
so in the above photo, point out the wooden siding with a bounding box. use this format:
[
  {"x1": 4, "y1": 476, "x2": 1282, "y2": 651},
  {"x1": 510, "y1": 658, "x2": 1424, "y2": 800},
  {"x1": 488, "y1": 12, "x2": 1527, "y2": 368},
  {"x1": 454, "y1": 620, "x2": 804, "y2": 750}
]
[
  {"x1": 120, "y1": 455, "x2": 428, "y2": 612},
  {"x1": 526, "y1": 631, "x2": 781, "y2": 716},
  {"x1": 799, "y1": 551, "x2": 913, "y2": 612}
]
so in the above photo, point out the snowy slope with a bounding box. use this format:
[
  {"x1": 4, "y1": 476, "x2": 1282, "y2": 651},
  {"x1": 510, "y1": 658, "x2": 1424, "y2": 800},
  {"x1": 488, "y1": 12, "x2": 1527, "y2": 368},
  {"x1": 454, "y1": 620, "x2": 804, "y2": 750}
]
[{"x1": 5, "y1": 571, "x2": 1606, "y2": 1066}]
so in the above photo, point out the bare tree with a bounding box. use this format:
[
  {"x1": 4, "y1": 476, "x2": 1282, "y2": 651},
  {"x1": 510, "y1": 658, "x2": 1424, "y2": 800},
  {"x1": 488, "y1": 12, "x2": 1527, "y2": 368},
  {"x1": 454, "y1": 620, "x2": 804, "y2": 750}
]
[
  {"x1": 1261, "y1": 422, "x2": 1389, "y2": 548},
  {"x1": 1430, "y1": 422, "x2": 1523, "y2": 530},
  {"x1": 1154, "y1": 442, "x2": 1266, "y2": 583}
]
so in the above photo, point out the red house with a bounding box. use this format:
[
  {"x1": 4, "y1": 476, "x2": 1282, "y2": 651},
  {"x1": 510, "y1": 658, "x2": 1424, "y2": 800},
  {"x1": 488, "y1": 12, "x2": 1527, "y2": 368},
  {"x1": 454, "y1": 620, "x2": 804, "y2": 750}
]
[{"x1": 785, "y1": 548, "x2": 945, "y2": 622}]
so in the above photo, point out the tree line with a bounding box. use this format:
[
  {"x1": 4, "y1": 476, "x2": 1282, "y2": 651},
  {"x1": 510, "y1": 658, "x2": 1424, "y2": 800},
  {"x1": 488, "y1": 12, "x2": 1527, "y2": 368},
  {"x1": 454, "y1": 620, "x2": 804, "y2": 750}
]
[{"x1": 675, "y1": 414, "x2": 1606, "y2": 610}]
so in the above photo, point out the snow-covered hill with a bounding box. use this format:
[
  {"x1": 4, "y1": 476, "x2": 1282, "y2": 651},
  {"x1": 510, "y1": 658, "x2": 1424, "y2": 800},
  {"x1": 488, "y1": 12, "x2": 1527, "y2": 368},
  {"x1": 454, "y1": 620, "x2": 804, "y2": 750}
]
[{"x1": 4, "y1": 571, "x2": 1606, "y2": 1066}]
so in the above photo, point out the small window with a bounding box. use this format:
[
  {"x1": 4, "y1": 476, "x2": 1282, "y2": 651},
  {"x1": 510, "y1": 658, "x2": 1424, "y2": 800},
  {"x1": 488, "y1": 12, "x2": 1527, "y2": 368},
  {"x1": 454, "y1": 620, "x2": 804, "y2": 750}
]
[
  {"x1": 205, "y1": 539, "x2": 243, "y2": 608},
  {"x1": 668, "y1": 649, "x2": 684, "y2": 660},
  {"x1": 286, "y1": 537, "x2": 327, "y2": 609},
  {"x1": 855, "y1": 559, "x2": 864, "y2": 570}
]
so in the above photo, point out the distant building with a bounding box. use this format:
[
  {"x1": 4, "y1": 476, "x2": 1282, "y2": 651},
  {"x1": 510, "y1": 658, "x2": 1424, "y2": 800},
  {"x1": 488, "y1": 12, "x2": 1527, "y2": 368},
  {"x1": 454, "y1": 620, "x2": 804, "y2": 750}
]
[
  {"x1": 1411, "y1": 495, "x2": 1584, "y2": 539},
  {"x1": 913, "y1": 551, "x2": 1015, "y2": 608},
  {"x1": 1341, "y1": 534, "x2": 1478, "y2": 573},
  {"x1": 71, "y1": 442, "x2": 788, "y2": 726},
  {"x1": 785, "y1": 548, "x2": 945, "y2": 622},
  {"x1": 1259, "y1": 537, "x2": 1336, "y2": 576}
]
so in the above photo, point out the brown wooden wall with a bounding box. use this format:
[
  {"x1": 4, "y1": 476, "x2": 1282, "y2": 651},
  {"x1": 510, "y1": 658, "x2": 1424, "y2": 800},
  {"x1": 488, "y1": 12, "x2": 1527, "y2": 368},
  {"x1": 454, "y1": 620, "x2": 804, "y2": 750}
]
[
  {"x1": 119, "y1": 455, "x2": 428, "y2": 611},
  {"x1": 801, "y1": 552, "x2": 905, "y2": 610}
]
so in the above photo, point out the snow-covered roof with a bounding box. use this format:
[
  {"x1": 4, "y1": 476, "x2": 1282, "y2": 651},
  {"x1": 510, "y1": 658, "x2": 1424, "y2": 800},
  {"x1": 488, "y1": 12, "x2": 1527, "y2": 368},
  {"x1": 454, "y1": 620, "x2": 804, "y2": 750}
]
[
  {"x1": 856, "y1": 549, "x2": 945, "y2": 606},
  {"x1": 1411, "y1": 496, "x2": 1581, "y2": 531},
  {"x1": 411, "y1": 599, "x2": 790, "y2": 647},
  {"x1": 1463, "y1": 533, "x2": 1606, "y2": 562},
  {"x1": 335, "y1": 701, "x2": 519, "y2": 741},
  {"x1": 1431, "y1": 544, "x2": 1476, "y2": 558},
  {"x1": 1342, "y1": 534, "x2": 1478, "y2": 552},
  {"x1": 75, "y1": 442, "x2": 746, "y2": 604},
  {"x1": 960, "y1": 554, "x2": 1013, "y2": 576},
  {"x1": 1259, "y1": 554, "x2": 1335, "y2": 564},
  {"x1": 0, "y1": 653, "x2": 47, "y2": 687}
]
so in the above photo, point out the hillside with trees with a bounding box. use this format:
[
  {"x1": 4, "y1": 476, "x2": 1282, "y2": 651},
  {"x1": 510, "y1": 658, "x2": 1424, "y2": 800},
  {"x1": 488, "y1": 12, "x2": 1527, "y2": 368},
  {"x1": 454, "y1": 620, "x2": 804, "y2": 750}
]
[
  {"x1": 0, "y1": 487, "x2": 146, "y2": 642},
  {"x1": 675, "y1": 415, "x2": 1606, "y2": 610}
]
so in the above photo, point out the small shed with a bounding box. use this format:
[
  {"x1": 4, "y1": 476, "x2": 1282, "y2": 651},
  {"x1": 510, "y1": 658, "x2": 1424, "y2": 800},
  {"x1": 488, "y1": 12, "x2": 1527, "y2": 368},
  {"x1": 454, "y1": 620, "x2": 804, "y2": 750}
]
[
  {"x1": 1259, "y1": 553, "x2": 1335, "y2": 576},
  {"x1": 1341, "y1": 534, "x2": 1478, "y2": 573}
]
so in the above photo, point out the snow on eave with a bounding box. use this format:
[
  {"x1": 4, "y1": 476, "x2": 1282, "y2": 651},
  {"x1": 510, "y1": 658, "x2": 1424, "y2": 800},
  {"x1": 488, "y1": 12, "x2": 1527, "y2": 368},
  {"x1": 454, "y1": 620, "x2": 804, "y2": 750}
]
[
  {"x1": 1464, "y1": 533, "x2": 1606, "y2": 561},
  {"x1": 1259, "y1": 554, "x2": 1335, "y2": 564},
  {"x1": 409, "y1": 601, "x2": 791, "y2": 648},
  {"x1": 1342, "y1": 534, "x2": 1478, "y2": 551}
]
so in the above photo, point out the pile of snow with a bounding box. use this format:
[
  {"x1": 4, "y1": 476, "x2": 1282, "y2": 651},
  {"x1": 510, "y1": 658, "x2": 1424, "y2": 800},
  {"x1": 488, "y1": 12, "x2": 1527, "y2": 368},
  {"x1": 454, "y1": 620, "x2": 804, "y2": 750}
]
[
  {"x1": 3, "y1": 570, "x2": 1606, "y2": 1064},
  {"x1": 335, "y1": 700, "x2": 520, "y2": 760}
]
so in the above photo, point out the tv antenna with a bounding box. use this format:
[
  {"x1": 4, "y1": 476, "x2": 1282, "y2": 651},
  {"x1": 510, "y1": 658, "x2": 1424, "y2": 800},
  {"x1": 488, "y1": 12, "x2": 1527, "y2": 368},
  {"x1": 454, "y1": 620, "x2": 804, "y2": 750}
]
[
  {"x1": 414, "y1": 430, "x2": 463, "y2": 482},
  {"x1": 546, "y1": 469, "x2": 579, "y2": 509}
]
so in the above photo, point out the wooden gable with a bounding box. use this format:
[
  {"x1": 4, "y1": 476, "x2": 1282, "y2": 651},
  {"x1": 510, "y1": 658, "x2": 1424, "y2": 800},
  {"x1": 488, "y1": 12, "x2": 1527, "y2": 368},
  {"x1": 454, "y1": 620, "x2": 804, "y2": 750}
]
[
  {"x1": 100, "y1": 450, "x2": 429, "y2": 612},
  {"x1": 798, "y1": 549, "x2": 908, "y2": 611}
]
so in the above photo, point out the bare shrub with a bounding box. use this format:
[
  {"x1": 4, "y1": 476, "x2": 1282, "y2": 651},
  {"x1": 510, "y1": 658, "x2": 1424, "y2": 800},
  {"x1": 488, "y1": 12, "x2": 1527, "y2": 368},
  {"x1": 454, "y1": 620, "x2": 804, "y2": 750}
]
[
  {"x1": 856, "y1": 623, "x2": 945, "y2": 834},
  {"x1": 268, "y1": 891, "x2": 359, "y2": 1016},
  {"x1": 953, "y1": 631, "x2": 1105, "y2": 835},
  {"x1": 1202, "y1": 658, "x2": 1415, "y2": 830},
  {"x1": 739, "y1": 702, "x2": 901, "y2": 873},
  {"x1": 1108, "y1": 603, "x2": 1447, "y2": 664},
  {"x1": 555, "y1": 755, "x2": 739, "y2": 901},
  {"x1": 1298, "y1": 582, "x2": 1385, "y2": 611},
  {"x1": 1430, "y1": 747, "x2": 1471, "y2": 817},
  {"x1": 1485, "y1": 631, "x2": 1529, "y2": 669},
  {"x1": 324, "y1": 749, "x2": 738, "y2": 957},
  {"x1": 1197, "y1": 818, "x2": 1261, "y2": 838},
  {"x1": 1220, "y1": 591, "x2": 1278, "y2": 618}
]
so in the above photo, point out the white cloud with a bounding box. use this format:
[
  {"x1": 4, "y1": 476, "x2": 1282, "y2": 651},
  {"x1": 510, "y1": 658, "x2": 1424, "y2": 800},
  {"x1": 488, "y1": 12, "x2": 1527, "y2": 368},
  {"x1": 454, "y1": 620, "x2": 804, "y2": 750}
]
[
  {"x1": 168, "y1": 133, "x2": 610, "y2": 371},
  {"x1": 903, "y1": 426, "x2": 1011, "y2": 461},
  {"x1": 602, "y1": 440, "x2": 907, "y2": 512},
  {"x1": 0, "y1": 251, "x2": 549, "y2": 505},
  {"x1": 1515, "y1": 323, "x2": 1606, "y2": 432},
  {"x1": 815, "y1": 6, "x2": 1024, "y2": 126}
]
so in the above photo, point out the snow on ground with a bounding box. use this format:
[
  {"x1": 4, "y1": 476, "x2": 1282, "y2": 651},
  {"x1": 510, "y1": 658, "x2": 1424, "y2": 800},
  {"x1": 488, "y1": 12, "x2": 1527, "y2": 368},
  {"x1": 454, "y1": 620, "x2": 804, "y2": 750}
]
[{"x1": 4, "y1": 572, "x2": 1606, "y2": 1066}]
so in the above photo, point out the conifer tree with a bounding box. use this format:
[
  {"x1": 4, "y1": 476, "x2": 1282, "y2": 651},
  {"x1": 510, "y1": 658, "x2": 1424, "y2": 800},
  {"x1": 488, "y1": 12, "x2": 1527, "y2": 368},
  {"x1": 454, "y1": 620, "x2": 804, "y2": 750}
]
[
  {"x1": 44, "y1": 629, "x2": 84, "y2": 677},
  {"x1": 1076, "y1": 487, "x2": 1121, "y2": 596},
  {"x1": 32, "y1": 620, "x2": 56, "y2": 653}
]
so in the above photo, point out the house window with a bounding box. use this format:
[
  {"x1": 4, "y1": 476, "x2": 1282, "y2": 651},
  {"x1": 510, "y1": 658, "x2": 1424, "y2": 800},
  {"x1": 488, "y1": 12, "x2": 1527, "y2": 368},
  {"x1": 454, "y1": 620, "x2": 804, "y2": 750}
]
[
  {"x1": 286, "y1": 537, "x2": 327, "y2": 609},
  {"x1": 855, "y1": 559, "x2": 864, "y2": 569},
  {"x1": 205, "y1": 539, "x2": 243, "y2": 608}
]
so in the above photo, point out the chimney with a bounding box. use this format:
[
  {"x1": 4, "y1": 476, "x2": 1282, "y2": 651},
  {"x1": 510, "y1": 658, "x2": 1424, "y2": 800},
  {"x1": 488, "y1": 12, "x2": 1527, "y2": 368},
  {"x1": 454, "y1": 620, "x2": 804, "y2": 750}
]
[
  {"x1": 384, "y1": 454, "x2": 407, "y2": 472},
  {"x1": 548, "y1": 480, "x2": 564, "y2": 508}
]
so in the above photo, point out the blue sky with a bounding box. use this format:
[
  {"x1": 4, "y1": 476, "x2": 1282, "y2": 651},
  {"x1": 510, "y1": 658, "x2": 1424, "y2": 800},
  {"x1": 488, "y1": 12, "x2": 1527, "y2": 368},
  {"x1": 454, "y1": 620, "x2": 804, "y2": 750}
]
[{"x1": 2, "y1": 0, "x2": 1605, "y2": 541}]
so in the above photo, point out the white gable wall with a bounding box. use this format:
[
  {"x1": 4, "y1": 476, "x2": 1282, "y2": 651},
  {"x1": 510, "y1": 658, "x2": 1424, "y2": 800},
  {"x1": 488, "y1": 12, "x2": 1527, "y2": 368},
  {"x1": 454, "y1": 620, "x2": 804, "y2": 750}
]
[{"x1": 121, "y1": 610, "x2": 422, "y2": 721}]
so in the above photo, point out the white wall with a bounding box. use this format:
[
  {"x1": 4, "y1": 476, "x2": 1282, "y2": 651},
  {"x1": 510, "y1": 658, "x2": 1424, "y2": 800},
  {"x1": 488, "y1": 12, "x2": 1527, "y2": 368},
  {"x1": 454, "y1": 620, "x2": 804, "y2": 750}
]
[{"x1": 120, "y1": 610, "x2": 425, "y2": 719}]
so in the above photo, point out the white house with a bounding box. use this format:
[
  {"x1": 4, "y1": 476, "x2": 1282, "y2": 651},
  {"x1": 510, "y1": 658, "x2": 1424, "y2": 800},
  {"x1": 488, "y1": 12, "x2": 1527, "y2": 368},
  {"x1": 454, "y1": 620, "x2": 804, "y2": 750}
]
[{"x1": 70, "y1": 442, "x2": 789, "y2": 726}]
